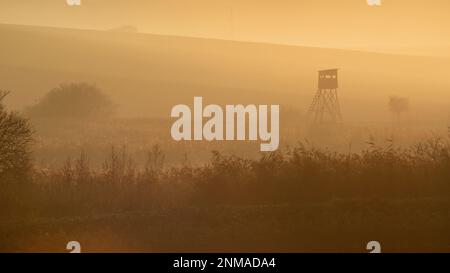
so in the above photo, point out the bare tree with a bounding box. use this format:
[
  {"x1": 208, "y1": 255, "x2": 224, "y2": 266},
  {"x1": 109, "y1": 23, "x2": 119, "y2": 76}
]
[
  {"x1": 389, "y1": 96, "x2": 409, "y2": 122},
  {"x1": 0, "y1": 90, "x2": 9, "y2": 101},
  {"x1": 0, "y1": 90, "x2": 34, "y2": 180}
]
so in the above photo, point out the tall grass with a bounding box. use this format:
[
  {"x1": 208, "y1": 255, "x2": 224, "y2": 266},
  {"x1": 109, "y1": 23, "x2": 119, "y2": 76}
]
[{"x1": 1, "y1": 139, "x2": 449, "y2": 221}]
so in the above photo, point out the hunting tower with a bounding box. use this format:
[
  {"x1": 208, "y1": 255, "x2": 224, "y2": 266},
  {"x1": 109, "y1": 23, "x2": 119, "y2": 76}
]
[{"x1": 307, "y1": 69, "x2": 342, "y2": 124}]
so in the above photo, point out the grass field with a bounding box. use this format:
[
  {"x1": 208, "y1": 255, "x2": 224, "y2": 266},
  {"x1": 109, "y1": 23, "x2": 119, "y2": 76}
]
[
  {"x1": 1, "y1": 133, "x2": 449, "y2": 252},
  {"x1": 1, "y1": 200, "x2": 449, "y2": 253}
]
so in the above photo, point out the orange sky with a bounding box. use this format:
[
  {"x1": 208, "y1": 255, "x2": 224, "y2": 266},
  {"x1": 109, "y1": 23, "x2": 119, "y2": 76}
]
[{"x1": 1, "y1": 0, "x2": 450, "y2": 54}]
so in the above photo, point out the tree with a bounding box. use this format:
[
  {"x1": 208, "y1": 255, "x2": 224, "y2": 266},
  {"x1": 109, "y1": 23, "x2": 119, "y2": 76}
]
[
  {"x1": 0, "y1": 91, "x2": 8, "y2": 111},
  {"x1": 25, "y1": 83, "x2": 116, "y2": 119},
  {"x1": 388, "y1": 96, "x2": 409, "y2": 122},
  {"x1": 0, "y1": 90, "x2": 34, "y2": 180}
]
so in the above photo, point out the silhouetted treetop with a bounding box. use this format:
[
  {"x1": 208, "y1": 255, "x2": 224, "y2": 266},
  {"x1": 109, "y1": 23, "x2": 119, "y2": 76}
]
[
  {"x1": 389, "y1": 96, "x2": 409, "y2": 116},
  {"x1": 26, "y1": 83, "x2": 116, "y2": 119},
  {"x1": 0, "y1": 90, "x2": 34, "y2": 180}
]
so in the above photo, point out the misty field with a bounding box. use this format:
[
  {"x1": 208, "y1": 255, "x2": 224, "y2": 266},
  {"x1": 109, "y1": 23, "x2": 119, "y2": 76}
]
[
  {"x1": 1, "y1": 83, "x2": 450, "y2": 252},
  {"x1": 1, "y1": 134, "x2": 450, "y2": 252},
  {"x1": 2, "y1": 1, "x2": 450, "y2": 254}
]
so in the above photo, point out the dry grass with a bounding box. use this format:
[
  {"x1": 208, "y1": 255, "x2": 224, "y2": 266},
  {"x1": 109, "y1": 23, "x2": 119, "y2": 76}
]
[{"x1": 1, "y1": 138, "x2": 450, "y2": 252}]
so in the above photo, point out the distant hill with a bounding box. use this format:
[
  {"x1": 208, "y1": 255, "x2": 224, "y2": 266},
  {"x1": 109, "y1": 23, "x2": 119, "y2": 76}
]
[
  {"x1": 1, "y1": 0, "x2": 449, "y2": 52},
  {"x1": 0, "y1": 23, "x2": 449, "y2": 122}
]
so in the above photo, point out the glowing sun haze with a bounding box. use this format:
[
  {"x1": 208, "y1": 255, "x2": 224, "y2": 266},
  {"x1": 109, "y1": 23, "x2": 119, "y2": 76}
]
[{"x1": 0, "y1": 0, "x2": 449, "y2": 55}]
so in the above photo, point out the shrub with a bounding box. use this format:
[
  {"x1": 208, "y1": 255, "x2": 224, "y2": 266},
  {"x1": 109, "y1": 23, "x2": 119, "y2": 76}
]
[
  {"x1": 0, "y1": 91, "x2": 34, "y2": 181},
  {"x1": 25, "y1": 83, "x2": 116, "y2": 119}
]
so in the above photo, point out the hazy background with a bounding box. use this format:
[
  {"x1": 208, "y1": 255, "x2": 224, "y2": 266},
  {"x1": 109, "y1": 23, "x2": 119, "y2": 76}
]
[
  {"x1": 1, "y1": 0, "x2": 450, "y2": 253},
  {"x1": 0, "y1": 0, "x2": 449, "y2": 151},
  {"x1": 0, "y1": 0, "x2": 449, "y2": 123},
  {"x1": 1, "y1": 0, "x2": 450, "y2": 53}
]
